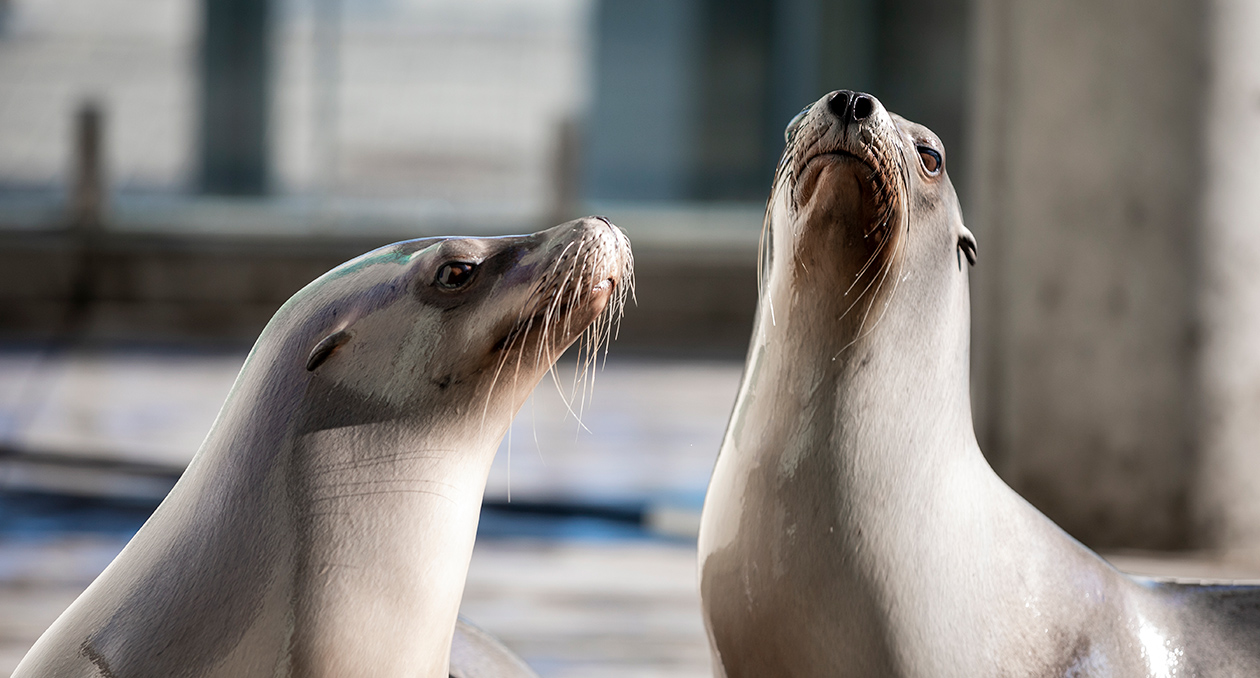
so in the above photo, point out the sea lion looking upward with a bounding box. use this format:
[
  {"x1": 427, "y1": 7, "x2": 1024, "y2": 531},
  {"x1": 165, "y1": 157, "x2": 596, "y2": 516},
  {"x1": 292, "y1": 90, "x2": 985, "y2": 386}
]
[
  {"x1": 698, "y1": 90, "x2": 1260, "y2": 677},
  {"x1": 14, "y1": 217, "x2": 633, "y2": 678}
]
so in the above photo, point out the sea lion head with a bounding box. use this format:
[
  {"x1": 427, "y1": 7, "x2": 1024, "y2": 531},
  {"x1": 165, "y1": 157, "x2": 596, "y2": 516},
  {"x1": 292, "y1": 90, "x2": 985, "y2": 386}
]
[
  {"x1": 765, "y1": 90, "x2": 975, "y2": 352},
  {"x1": 268, "y1": 216, "x2": 633, "y2": 439}
]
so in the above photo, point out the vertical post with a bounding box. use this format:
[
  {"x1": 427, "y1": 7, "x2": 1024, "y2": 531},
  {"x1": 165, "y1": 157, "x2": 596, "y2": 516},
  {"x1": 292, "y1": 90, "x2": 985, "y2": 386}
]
[
  {"x1": 199, "y1": 0, "x2": 271, "y2": 195},
  {"x1": 68, "y1": 100, "x2": 105, "y2": 321},
  {"x1": 71, "y1": 101, "x2": 104, "y2": 233},
  {"x1": 1195, "y1": 0, "x2": 1260, "y2": 559}
]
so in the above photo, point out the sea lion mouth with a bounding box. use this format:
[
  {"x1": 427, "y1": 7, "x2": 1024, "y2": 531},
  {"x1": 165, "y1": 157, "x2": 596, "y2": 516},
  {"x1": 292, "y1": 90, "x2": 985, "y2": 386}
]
[
  {"x1": 790, "y1": 134, "x2": 904, "y2": 241},
  {"x1": 797, "y1": 149, "x2": 878, "y2": 197},
  {"x1": 800, "y1": 150, "x2": 871, "y2": 174}
]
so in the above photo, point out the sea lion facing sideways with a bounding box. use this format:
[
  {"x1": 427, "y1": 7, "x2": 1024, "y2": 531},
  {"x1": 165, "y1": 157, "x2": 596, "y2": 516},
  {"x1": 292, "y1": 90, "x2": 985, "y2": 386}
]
[
  {"x1": 697, "y1": 90, "x2": 1260, "y2": 677},
  {"x1": 14, "y1": 217, "x2": 633, "y2": 678}
]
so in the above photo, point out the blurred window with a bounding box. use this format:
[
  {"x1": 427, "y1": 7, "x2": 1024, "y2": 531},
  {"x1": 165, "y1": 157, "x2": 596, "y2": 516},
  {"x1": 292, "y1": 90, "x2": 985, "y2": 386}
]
[
  {"x1": 273, "y1": 0, "x2": 591, "y2": 211},
  {"x1": 0, "y1": 0, "x2": 966, "y2": 233},
  {"x1": 0, "y1": 0, "x2": 197, "y2": 192},
  {"x1": 0, "y1": 0, "x2": 591, "y2": 230}
]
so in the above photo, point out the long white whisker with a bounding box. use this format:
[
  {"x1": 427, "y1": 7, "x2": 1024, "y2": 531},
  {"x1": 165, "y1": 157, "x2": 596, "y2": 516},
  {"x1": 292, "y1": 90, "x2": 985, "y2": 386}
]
[
  {"x1": 832, "y1": 215, "x2": 908, "y2": 360},
  {"x1": 835, "y1": 232, "x2": 892, "y2": 324}
]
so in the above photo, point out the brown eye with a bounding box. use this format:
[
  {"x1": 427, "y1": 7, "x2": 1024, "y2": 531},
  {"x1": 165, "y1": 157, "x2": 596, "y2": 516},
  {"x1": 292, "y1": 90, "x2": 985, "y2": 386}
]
[
  {"x1": 918, "y1": 146, "x2": 942, "y2": 174},
  {"x1": 436, "y1": 262, "x2": 476, "y2": 288}
]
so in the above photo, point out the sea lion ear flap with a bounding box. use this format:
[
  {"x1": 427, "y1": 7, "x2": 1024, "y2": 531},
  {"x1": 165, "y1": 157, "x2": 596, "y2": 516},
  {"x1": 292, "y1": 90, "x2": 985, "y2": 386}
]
[
  {"x1": 306, "y1": 329, "x2": 354, "y2": 371},
  {"x1": 957, "y1": 227, "x2": 978, "y2": 268}
]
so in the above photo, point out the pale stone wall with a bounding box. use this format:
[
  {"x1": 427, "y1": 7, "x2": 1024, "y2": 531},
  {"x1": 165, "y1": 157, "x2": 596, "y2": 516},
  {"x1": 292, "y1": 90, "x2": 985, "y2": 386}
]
[
  {"x1": 1195, "y1": 0, "x2": 1260, "y2": 558},
  {"x1": 968, "y1": 0, "x2": 1206, "y2": 549}
]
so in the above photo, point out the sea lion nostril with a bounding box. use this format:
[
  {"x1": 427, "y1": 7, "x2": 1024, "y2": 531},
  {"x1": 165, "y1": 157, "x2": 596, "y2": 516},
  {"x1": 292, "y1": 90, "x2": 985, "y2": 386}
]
[
  {"x1": 852, "y1": 95, "x2": 874, "y2": 121},
  {"x1": 827, "y1": 91, "x2": 852, "y2": 120}
]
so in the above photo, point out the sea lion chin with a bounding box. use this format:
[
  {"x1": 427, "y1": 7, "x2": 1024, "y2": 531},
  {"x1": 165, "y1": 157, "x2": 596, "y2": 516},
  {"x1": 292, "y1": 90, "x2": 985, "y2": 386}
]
[{"x1": 13, "y1": 217, "x2": 633, "y2": 678}]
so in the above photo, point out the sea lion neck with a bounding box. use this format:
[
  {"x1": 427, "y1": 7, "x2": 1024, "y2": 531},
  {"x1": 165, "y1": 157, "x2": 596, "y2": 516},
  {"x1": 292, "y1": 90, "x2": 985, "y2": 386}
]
[
  {"x1": 742, "y1": 265, "x2": 978, "y2": 481},
  {"x1": 284, "y1": 424, "x2": 494, "y2": 677},
  {"x1": 751, "y1": 199, "x2": 976, "y2": 456}
]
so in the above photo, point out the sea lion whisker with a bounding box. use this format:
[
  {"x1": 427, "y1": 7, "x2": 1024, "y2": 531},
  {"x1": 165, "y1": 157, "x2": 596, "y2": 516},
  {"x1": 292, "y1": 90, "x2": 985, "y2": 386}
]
[
  {"x1": 581, "y1": 310, "x2": 606, "y2": 412},
  {"x1": 526, "y1": 254, "x2": 591, "y2": 428},
  {"x1": 535, "y1": 293, "x2": 560, "y2": 372},
  {"x1": 854, "y1": 225, "x2": 902, "y2": 330},
  {"x1": 543, "y1": 250, "x2": 579, "y2": 357},
  {"x1": 547, "y1": 359, "x2": 591, "y2": 432},
  {"x1": 537, "y1": 260, "x2": 569, "y2": 354},
  {"x1": 546, "y1": 240, "x2": 578, "y2": 279},
  {"x1": 844, "y1": 225, "x2": 892, "y2": 297},
  {"x1": 832, "y1": 214, "x2": 908, "y2": 359},
  {"x1": 481, "y1": 314, "x2": 531, "y2": 429},
  {"x1": 559, "y1": 240, "x2": 587, "y2": 341},
  {"x1": 545, "y1": 289, "x2": 593, "y2": 429},
  {"x1": 835, "y1": 234, "x2": 892, "y2": 324},
  {"x1": 572, "y1": 255, "x2": 598, "y2": 400},
  {"x1": 759, "y1": 209, "x2": 777, "y2": 326}
]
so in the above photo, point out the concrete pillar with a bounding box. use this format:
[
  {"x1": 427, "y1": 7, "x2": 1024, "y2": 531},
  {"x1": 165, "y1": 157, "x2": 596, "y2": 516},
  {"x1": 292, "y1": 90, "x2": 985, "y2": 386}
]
[
  {"x1": 968, "y1": 0, "x2": 1205, "y2": 549},
  {"x1": 1195, "y1": 0, "x2": 1260, "y2": 558}
]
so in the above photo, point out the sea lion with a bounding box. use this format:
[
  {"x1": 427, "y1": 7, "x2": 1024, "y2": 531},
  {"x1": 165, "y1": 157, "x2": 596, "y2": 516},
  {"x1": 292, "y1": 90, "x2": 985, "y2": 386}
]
[
  {"x1": 450, "y1": 617, "x2": 539, "y2": 678},
  {"x1": 13, "y1": 217, "x2": 633, "y2": 678},
  {"x1": 697, "y1": 90, "x2": 1260, "y2": 677}
]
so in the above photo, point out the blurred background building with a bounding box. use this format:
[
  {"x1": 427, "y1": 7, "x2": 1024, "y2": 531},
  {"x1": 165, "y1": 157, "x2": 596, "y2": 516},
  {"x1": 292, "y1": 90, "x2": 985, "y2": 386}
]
[{"x1": 2, "y1": 0, "x2": 1260, "y2": 675}]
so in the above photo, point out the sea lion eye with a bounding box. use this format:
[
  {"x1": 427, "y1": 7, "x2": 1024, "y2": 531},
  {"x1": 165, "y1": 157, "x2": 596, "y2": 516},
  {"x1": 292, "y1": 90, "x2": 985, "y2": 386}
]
[
  {"x1": 436, "y1": 262, "x2": 477, "y2": 288},
  {"x1": 918, "y1": 146, "x2": 942, "y2": 174}
]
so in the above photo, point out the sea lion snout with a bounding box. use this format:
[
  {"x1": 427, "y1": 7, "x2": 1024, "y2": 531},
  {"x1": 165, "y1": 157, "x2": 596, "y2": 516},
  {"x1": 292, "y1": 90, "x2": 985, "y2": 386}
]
[
  {"x1": 486, "y1": 216, "x2": 633, "y2": 373},
  {"x1": 782, "y1": 90, "x2": 903, "y2": 251},
  {"x1": 825, "y1": 89, "x2": 878, "y2": 127},
  {"x1": 539, "y1": 215, "x2": 633, "y2": 293}
]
